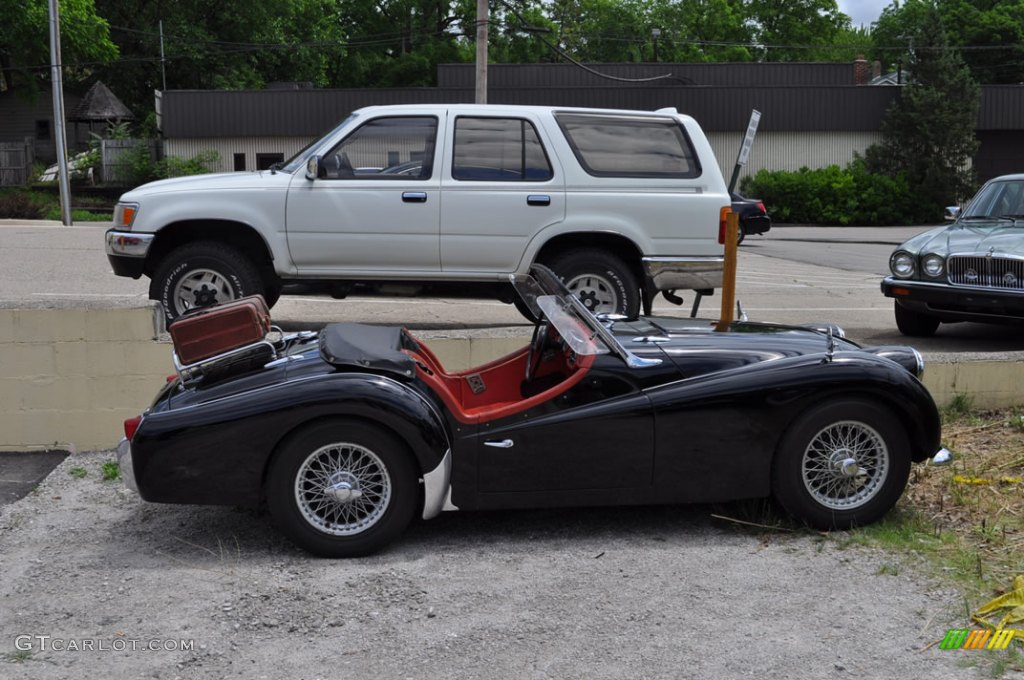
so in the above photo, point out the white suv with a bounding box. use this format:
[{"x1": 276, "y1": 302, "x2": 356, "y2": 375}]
[{"x1": 106, "y1": 104, "x2": 731, "y2": 319}]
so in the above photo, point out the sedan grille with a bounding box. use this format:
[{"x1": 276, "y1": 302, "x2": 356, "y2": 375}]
[{"x1": 948, "y1": 255, "x2": 1024, "y2": 290}]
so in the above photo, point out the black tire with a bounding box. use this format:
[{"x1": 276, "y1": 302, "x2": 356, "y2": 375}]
[
  {"x1": 893, "y1": 300, "x2": 940, "y2": 337},
  {"x1": 152, "y1": 241, "x2": 263, "y2": 321},
  {"x1": 265, "y1": 420, "x2": 418, "y2": 557},
  {"x1": 262, "y1": 282, "x2": 283, "y2": 309},
  {"x1": 771, "y1": 398, "x2": 911, "y2": 530},
  {"x1": 512, "y1": 294, "x2": 539, "y2": 323},
  {"x1": 544, "y1": 248, "x2": 640, "y2": 317}
]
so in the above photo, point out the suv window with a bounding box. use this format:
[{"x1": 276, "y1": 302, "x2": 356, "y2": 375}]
[
  {"x1": 452, "y1": 117, "x2": 553, "y2": 181},
  {"x1": 555, "y1": 113, "x2": 700, "y2": 178},
  {"x1": 323, "y1": 116, "x2": 437, "y2": 180}
]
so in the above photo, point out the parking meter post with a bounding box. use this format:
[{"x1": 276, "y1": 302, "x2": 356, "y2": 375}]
[{"x1": 715, "y1": 211, "x2": 740, "y2": 332}]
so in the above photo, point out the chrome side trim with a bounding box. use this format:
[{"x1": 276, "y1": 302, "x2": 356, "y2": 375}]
[
  {"x1": 116, "y1": 437, "x2": 139, "y2": 493},
  {"x1": 642, "y1": 256, "x2": 724, "y2": 290},
  {"x1": 105, "y1": 230, "x2": 155, "y2": 258},
  {"x1": 421, "y1": 448, "x2": 452, "y2": 520}
]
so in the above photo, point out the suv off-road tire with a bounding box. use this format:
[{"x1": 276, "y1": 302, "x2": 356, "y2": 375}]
[
  {"x1": 545, "y1": 249, "x2": 640, "y2": 318},
  {"x1": 152, "y1": 241, "x2": 263, "y2": 321}
]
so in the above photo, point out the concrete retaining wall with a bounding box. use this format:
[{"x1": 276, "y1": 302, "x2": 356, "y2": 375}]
[{"x1": 1, "y1": 304, "x2": 1021, "y2": 451}]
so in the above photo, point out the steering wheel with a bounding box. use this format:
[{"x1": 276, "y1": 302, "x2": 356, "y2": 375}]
[{"x1": 524, "y1": 320, "x2": 551, "y2": 381}]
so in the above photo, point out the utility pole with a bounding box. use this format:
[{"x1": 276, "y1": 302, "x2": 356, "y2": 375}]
[
  {"x1": 651, "y1": 28, "x2": 661, "y2": 63},
  {"x1": 159, "y1": 20, "x2": 167, "y2": 91},
  {"x1": 48, "y1": 0, "x2": 72, "y2": 226},
  {"x1": 475, "y1": 0, "x2": 488, "y2": 104}
]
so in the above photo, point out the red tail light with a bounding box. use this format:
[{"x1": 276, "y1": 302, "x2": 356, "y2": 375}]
[
  {"x1": 757, "y1": 201, "x2": 766, "y2": 213},
  {"x1": 124, "y1": 416, "x2": 142, "y2": 441},
  {"x1": 718, "y1": 206, "x2": 732, "y2": 245}
]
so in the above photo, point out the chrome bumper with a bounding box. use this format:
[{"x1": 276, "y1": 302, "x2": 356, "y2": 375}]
[
  {"x1": 929, "y1": 448, "x2": 952, "y2": 466},
  {"x1": 421, "y1": 448, "x2": 454, "y2": 519},
  {"x1": 643, "y1": 256, "x2": 724, "y2": 290},
  {"x1": 116, "y1": 437, "x2": 139, "y2": 493},
  {"x1": 105, "y1": 230, "x2": 155, "y2": 258}
]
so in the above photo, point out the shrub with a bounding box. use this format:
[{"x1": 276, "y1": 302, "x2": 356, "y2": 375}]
[
  {"x1": 740, "y1": 160, "x2": 923, "y2": 226},
  {"x1": 0, "y1": 190, "x2": 46, "y2": 219}
]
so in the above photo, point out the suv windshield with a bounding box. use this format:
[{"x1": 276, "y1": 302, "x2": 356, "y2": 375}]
[{"x1": 279, "y1": 114, "x2": 357, "y2": 173}]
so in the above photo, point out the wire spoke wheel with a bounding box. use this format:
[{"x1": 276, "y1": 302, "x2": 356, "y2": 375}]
[
  {"x1": 801, "y1": 420, "x2": 889, "y2": 511},
  {"x1": 294, "y1": 442, "x2": 392, "y2": 536}
]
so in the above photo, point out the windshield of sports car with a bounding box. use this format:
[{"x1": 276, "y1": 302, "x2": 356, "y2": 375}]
[
  {"x1": 962, "y1": 179, "x2": 1024, "y2": 220},
  {"x1": 510, "y1": 266, "x2": 660, "y2": 365}
]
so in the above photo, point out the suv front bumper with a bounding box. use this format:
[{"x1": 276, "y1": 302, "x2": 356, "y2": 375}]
[
  {"x1": 643, "y1": 256, "x2": 724, "y2": 290},
  {"x1": 105, "y1": 229, "x2": 154, "y2": 279}
]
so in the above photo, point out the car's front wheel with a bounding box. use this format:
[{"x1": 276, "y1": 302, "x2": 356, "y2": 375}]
[
  {"x1": 152, "y1": 241, "x2": 263, "y2": 321},
  {"x1": 771, "y1": 398, "x2": 911, "y2": 530},
  {"x1": 265, "y1": 420, "x2": 418, "y2": 557},
  {"x1": 545, "y1": 249, "x2": 640, "y2": 317},
  {"x1": 893, "y1": 301, "x2": 940, "y2": 337}
]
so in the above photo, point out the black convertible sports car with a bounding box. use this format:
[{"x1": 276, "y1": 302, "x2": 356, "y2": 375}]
[{"x1": 118, "y1": 266, "x2": 944, "y2": 557}]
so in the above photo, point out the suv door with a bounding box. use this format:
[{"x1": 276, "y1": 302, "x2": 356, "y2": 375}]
[
  {"x1": 439, "y1": 115, "x2": 565, "y2": 273},
  {"x1": 286, "y1": 115, "x2": 443, "y2": 273}
]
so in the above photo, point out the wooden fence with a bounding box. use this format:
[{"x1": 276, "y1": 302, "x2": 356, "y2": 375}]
[{"x1": 0, "y1": 142, "x2": 32, "y2": 186}]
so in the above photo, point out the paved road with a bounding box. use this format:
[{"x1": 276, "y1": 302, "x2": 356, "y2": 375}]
[{"x1": 3, "y1": 220, "x2": 1024, "y2": 352}]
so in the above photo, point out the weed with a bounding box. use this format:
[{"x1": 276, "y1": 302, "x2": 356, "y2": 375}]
[
  {"x1": 101, "y1": 461, "x2": 120, "y2": 482},
  {"x1": 875, "y1": 563, "x2": 899, "y2": 576},
  {"x1": 68, "y1": 467, "x2": 87, "y2": 479},
  {"x1": 942, "y1": 393, "x2": 974, "y2": 421},
  {"x1": 5, "y1": 649, "x2": 33, "y2": 662}
]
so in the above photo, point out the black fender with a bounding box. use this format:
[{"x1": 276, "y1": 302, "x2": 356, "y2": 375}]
[
  {"x1": 132, "y1": 373, "x2": 450, "y2": 507},
  {"x1": 645, "y1": 351, "x2": 940, "y2": 504}
]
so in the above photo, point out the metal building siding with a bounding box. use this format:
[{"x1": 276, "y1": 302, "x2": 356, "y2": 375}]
[
  {"x1": 979, "y1": 86, "x2": 1024, "y2": 130},
  {"x1": 707, "y1": 131, "x2": 883, "y2": 182},
  {"x1": 437, "y1": 63, "x2": 855, "y2": 88},
  {"x1": 165, "y1": 137, "x2": 315, "y2": 172}
]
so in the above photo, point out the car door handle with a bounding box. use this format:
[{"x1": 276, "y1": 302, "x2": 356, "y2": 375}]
[
  {"x1": 402, "y1": 192, "x2": 428, "y2": 203},
  {"x1": 527, "y1": 195, "x2": 550, "y2": 206},
  {"x1": 484, "y1": 439, "x2": 514, "y2": 449}
]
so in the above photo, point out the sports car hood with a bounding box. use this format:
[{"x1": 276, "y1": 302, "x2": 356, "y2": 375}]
[
  {"x1": 900, "y1": 221, "x2": 1024, "y2": 255},
  {"x1": 610, "y1": 316, "x2": 919, "y2": 379}
]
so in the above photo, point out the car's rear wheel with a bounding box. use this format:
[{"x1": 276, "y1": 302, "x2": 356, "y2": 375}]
[
  {"x1": 152, "y1": 241, "x2": 263, "y2": 321},
  {"x1": 545, "y1": 249, "x2": 640, "y2": 317},
  {"x1": 893, "y1": 301, "x2": 940, "y2": 337},
  {"x1": 265, "y1": 420, "x2": 417, "y2": 557},
  {"x1": 771, "y1": 399, "x2": 910, "y2": 530}
]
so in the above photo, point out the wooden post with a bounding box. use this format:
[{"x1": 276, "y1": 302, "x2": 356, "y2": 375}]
[{"x1": 715, "y1": 211, "x2": 740, "y2": 332}]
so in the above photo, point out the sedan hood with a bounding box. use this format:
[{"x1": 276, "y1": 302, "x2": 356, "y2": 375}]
[{"x1": 909, "y1": 221, "x2": 1024, "y2": 255}]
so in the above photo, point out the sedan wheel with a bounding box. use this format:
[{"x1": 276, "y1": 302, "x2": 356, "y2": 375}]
[
  {"x1": 266, "y1": 420, "x2": 416, "y2": 557},
  {"x1": 772, "y1": 399, "x2": 910, "y2": 529}
]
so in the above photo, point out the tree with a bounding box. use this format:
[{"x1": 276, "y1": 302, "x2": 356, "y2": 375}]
[
  {"x1": 744, "y1": 0, "x2": 851, "y2": 61},
  {"x1": 864, "y1": 2, "x2": 980, "y2": 219},
  {"x1": 0, "y1": 0, "x2": 118, "y2": 93}
]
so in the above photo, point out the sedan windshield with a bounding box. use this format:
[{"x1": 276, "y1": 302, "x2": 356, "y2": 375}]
[{"x1": 962, "y1": 179, "x2": 1024, "y2": 220}]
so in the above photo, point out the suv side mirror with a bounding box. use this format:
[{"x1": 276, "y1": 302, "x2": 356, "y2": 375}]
[{"x1": 306, "y1": 156, "x2": 322, "y2": 181}]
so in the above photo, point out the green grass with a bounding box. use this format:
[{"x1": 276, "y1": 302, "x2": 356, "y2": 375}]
[
  {"x1": 101, "y1": 461, "x2": 120, "y2": 482},
  {"x1": 68, "y1": 467, "x2": 87, "y2": 479}
]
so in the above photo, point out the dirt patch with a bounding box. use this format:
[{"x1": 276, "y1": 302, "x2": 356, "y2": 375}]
[{"x1": 0, "y1": 450, "x2": 983, "y2": 679}]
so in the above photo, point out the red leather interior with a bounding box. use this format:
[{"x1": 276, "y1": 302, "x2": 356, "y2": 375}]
[{"x1": 404, "y1": 332, "x2": 594, "y2": 424}]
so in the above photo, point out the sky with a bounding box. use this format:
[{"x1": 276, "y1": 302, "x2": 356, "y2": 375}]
[{"x1": 837, "y1": 0, "x2": 892, "y2": 28}]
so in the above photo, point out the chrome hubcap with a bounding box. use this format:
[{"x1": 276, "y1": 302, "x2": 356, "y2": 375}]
[
  {"x1": 294, "y1": 443, "x2": 391, "y2": 536},
  {"x1": 802, "y1": 421, "x2": 889, "y2": 510},
  {"x1": 173, "y1": 268, "x2": 235, "y2": 312},
  {"x1": 566, "y1": 273, "x2": 617, "y2": 313}
]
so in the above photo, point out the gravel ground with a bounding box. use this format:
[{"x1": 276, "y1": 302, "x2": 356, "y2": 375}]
[{"x1": 0, "y1": 451, "x2": 981, "y2": 679}]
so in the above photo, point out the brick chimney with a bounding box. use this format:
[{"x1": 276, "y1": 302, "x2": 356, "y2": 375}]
[{"x1": 854, "y1": 54, "x2": 870, "y2": 85}]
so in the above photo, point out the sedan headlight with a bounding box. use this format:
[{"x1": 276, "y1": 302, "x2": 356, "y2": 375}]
[
  {"x1": 890, "y1": 251, "x2": 916, "y2": 278},
  {"x1": 922, "y1": 254, "x2": 945, "y2": 278}
]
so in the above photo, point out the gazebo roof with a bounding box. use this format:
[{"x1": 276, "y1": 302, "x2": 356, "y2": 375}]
[{"x1": 71, "y1": 81, "x2": 134, "y2": 121}]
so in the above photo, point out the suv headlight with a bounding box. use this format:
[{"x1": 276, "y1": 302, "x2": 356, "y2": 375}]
[
  {"x1": 922, "y1": 254, "x2": 945, "y2": 278},
  {"x1": 113, "y1": 203, "x2": 139, "y2": 230},
  {"x1": 890, "y1": 251, "x2": 916, "y2": 278}
]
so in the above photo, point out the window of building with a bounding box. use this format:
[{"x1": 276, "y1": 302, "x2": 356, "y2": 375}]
[
  {"x1": 452, "y1": 117, "x2": 553, "y2": 181},
  {"x1": 233, "y1": 153, "x2": 246, "y2": 171},
  {"x1": 554, "y1": 114, "x2": 700, "y2": 178},
  {"x1": 35, "y1": 120, "x2": 51, "y2": 141},
  {"x1": 256, "y1": 153, "x2": 284, "y2": 171}
]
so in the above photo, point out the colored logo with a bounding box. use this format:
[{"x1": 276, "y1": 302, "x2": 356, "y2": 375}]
[{"x1": 940, "y1": 628, "x2": 1018, "y2": 650}]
